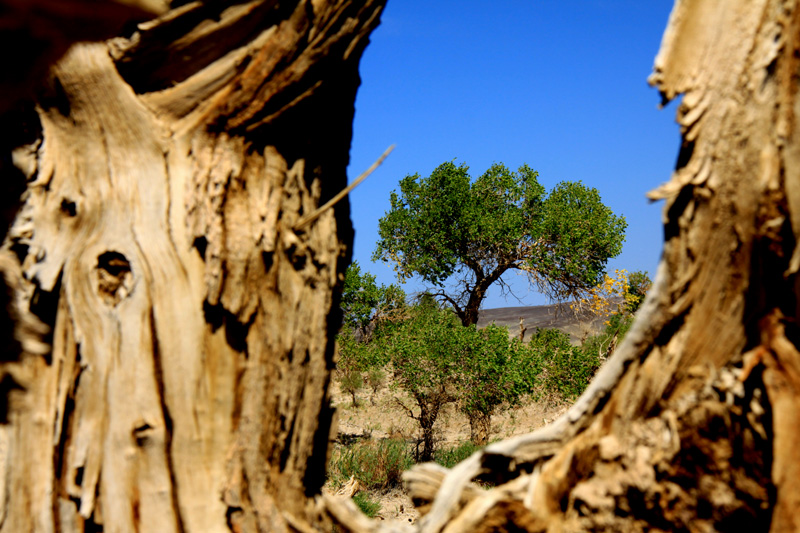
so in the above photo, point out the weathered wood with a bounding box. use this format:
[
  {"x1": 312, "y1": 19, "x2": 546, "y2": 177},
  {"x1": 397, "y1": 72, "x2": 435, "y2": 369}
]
[
  {"x1": 2, "y1": 1, "x2": 384, "y2": 531},
  {"x1": 8, "y1": 0, "x2": 800, "y2": 531},
  {"x1": 0, "y1": 0, "x2": 169, "y2": 425}
]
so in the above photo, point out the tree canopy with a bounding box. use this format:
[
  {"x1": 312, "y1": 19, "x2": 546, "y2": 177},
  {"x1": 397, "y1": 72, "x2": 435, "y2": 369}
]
[
  {"x1": 340, "y1": 260, "x2": 405, "y2": 332},
  {"x1": 373, "y1": 161, "x2": 627, "y2": 325}
]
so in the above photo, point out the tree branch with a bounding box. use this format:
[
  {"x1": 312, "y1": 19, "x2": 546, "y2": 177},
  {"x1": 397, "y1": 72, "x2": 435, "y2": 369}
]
[
  {"x1": 295, "y1": 145, "x2": 394, "y2": 230},
  {"x1": 392, "y1": 395, "x2": 420, "y2": 423}
]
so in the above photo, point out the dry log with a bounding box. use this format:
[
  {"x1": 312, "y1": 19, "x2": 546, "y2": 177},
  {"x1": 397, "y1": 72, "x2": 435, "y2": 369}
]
[
  {"x1": 1, "y1": 1, "x2": 384, "y2": 531},
  {"x1": 0, "y1": 0, "x2": 170, "y2": 419}
]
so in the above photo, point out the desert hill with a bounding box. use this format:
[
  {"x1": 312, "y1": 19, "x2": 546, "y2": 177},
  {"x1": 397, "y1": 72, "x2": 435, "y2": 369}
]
[{"x1": 477, "y1": 302, "x2": 607, "y2": 344}]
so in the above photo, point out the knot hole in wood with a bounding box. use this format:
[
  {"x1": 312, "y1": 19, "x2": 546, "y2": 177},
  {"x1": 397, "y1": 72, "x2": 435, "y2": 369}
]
[{"x1": 96, "y1": 251, "x2": 133, "y2": 306}]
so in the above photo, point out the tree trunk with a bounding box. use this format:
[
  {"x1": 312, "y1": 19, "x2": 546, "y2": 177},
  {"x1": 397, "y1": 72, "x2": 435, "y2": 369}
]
[
  {"x1": 467, "y1": 412, "x2": 491, "y2": 446},
  {"x1": 416, "y1": 397, "x2": 441, "y2": 463},
  {"x1": 461, "y1": 269, "x2": 504, "y2": 326},
  {"x1": 0, "y1": 0, "x2": 169, "y2": 426},
  {"x1": 328, "y1": 0, "x2": 800, "y2": 531},
  {"x1": 1, "y1": 1, "x2": 384, "y2": 531}
]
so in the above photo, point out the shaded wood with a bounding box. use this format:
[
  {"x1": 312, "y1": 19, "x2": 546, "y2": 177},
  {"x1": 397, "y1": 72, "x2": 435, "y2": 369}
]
[
  {"x1": 0, "y1": 0, "x2": 169, "y2": 424},
  {"x1": 2, "y1": 1, "x2": 384, "y2": 531}
]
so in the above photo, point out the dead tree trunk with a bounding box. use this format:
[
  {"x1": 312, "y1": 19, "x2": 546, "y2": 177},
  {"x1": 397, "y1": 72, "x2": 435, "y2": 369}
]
[
  {"x1": 326, "y1": 1, "x2": 800, "y2": 531},
  {"x1": 0, "y1": 0, "x2": 170, "y2": 426},
  {"x1": 1, "y1": 1, "x2": 383, "y2": 531}
]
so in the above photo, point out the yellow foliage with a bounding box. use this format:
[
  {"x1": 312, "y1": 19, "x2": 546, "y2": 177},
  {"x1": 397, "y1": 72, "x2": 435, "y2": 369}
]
[{"x1": 571, "y1": 269, "x2": 640, "y2": 325}]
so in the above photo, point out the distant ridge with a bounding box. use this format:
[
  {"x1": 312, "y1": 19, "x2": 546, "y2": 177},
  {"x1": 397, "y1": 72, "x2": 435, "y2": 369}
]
[{"x1": 477, "y1": 303, "x2": 606, "y2": 345}]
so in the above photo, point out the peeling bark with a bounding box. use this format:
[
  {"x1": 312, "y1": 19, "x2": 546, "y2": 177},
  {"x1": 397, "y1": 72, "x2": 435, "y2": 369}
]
[
  {"x1": 0, "y1": 0, "x2": 168, "y2": 429},
  {"x1": 2, "y1": 1, "x2": 384, "y2": 531}
]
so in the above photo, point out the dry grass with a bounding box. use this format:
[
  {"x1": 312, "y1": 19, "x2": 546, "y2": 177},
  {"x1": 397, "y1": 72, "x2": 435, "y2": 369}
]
[
  {"x1": 327, "y1": 377, "x2": 573, "y2": 525},
  {"x1": 332, "y1": 379, "x2": 571, "y2": 446}
]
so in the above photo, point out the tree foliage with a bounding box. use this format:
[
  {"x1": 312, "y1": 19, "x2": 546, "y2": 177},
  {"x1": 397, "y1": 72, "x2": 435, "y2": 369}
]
[
  {"x1": 530, "y1": 328, "x2": 599, "y2": 400},
  {"x1": 625, "y1": 269, "x2": 652, "y2": 313},
  {"x1": 336, "y1": 265, "x2": 606, "y2": 455},
  {"x1": 373, "y1": 161, "x2": 627, "y2": 325},
  {"x1": 455, "y1": 324, "x2": 533, "y2": 445},
  {"x1": 335, "y1": 264, "x2": 405, "y2": 405},
  {"x1": 336, "y1": 326, "x2": 367, "y2": 407},
  {"x1": 379, "y1": 301, "x2": 464, "y2": 460},
  {"x1": 337, "y1": 295, "x2": 534, "y2": 456},
  {"x1": 340, "y1": 261, "x2": 406, "y2": 334},
  {"x1": 573, "y1": 269, "x2": 652, "y2": 322},
  {"x1": 341, "y1": 261, "x2": 382, "y2": 331}
]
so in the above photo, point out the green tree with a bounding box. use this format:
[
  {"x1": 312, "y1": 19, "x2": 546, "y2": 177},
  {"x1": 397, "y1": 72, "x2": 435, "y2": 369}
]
[
  {"x1": 456, "y1": 325, "x2": 535, "y2": 445},
  {"x1": 335, "y1": 325, "x2": 367, "y2": 407},
  {"x1": 625, "y1": 270, "x2": 652, "y2": 314},
  {"x1": 336, "y1": 264, "x2": 406, "y2": 405},
  {"x1": 340, "y1": 261, "x2": 406, "y2": 335},
  {"x1": 378, "y1": 300, "x2": 542, "y2": 453},
  {"x1": 373, "y1": 161, "x2": 627, "y2": 326},
  {"x1": 381, "y1": 300, "x2": 463, "y2": 461},
  {"x1": 341, "y1": 261, "x2": 382, "y2": 331}
]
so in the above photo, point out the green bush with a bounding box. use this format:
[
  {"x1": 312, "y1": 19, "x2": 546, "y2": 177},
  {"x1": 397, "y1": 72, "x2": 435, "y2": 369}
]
[
  {"x1": 336, "y1": 369, "x2": 363, "y2": 407},
  {"x1": 335, "y1": 326, "x2": 367, "y2": 406},
  {"x1": 433, "y1": 441, "x2": 482, "y2": 469},
  {"x1": 373, "y1": 300, "x2": 549, "y2": 454},
  {"x1": 456, "y1": 324, "x2": 535, "y2": 445},
  {"x1": 582, "y1": 313, "x2": 634, "y2": 362},
  {"x1": 366, "y1": 366, "x2": 386, "y2": 400},
  {"x1": 625, "y1": 270, "x2": 652, "y2": 314},
  {"x1": 328, "y1": 438, "x2": 414, "y2": 491},
  {"x1": 545, "y1": 343, "x2": 599, "y2": 399},
  {"x1": 380, "y1": 301, "x2": 465, "y2": 460},
  {"x1": 352, "y1": 492, "x2": 382, "y2": 518},
  {"x1": 340, "y1": 261, "x2": 407, "y2": 333},
  {"x1": 526, "y1": 327, "x2": 599, "y2": 400}
]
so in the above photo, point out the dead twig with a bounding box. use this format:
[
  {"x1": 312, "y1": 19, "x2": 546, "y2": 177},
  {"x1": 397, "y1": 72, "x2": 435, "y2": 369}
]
[{"x1": 294, "y1": 145, "x2": 395, "y2": 230}]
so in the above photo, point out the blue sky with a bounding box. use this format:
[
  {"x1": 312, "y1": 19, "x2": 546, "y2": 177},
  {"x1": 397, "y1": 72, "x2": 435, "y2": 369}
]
[{"x1": 346, "y1": 1, "x2": 679, "y2": 309}]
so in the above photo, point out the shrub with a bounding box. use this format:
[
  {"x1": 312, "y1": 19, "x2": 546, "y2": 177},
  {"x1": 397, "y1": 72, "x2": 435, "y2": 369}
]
[
  {"x1": 545, "y1": 343, "x2": 599, "y2": 399},
  {"x1": 336, "y1": 370, "x2": 363, "y2": 408},
  {"x1": 433, "y1": 441, "x2": 483, "y2": 469},
  {"x1": 352, "y1": 492, "x2": 381, "y2": 518},
  {"x1": 526, "y1": 327, "x2": 599, "y2": 400},
  {"x1": 456, "y1": 324, "x2": 534, "y2": 445},
  {"x1": 381, "y1": 301, "x2": 465, "y2": 460},
  {"x1": 327, "y1": 438, "x2": 414, "y2": 491},
  {"x1": 582, "y1": 312, "x2": 634, "y2": 363},
  {"x1": 625, "y1": 270, "x2": 652, "y2": 314},
  {"x1": 370, "y1": 300, "x2": 541, "y2": 452},
  {"x1": 365, "y1": 366, "x2": 386, "y2": 403},
  {"x1": 571, "y1": 269, "x2": 651, "y2": 322},
  {"x1": 335, "y1": 326, "x2": 364, "y2": 406}
]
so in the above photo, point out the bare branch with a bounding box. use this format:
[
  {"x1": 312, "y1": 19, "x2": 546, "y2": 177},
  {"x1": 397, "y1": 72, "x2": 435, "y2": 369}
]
[{"x1": 295, "y1": 145, "x2": 395, "y2": 230}]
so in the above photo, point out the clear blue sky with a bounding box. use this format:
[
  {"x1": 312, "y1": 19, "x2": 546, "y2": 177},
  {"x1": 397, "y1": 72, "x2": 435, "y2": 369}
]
[{"x1": 346, "y1": 1, "x2": 679, "y2": 309}]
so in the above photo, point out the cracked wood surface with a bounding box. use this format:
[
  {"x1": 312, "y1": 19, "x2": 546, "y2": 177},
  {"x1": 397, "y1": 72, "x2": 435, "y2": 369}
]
[{"x1": 2, "y1": 1, "x2": 384, "y2": 531}]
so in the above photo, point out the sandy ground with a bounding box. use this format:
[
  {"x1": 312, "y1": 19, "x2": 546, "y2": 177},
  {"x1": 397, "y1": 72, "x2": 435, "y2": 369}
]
[{"x1": 328, "y1": 378, "x2": 572, "y2": 526}]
